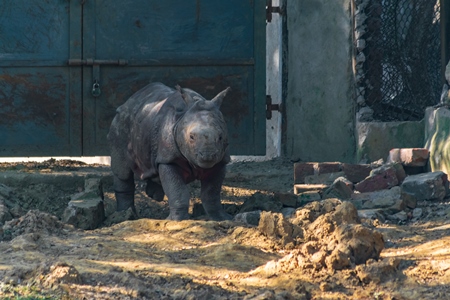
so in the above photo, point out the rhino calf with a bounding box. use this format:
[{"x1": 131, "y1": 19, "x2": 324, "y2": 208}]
[{"x1": 107, "y1": 82, "x2": 232, "y2": 221}]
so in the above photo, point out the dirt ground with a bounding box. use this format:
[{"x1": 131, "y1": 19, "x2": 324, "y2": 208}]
[{"x1": 1, "y1": 158, "x2": 450, "y2": 299}]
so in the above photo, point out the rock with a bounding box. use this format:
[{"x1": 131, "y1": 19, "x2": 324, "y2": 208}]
[
  {"x1": 274, "y1": 192, "x2": 298, "y2": 208},
  {"x1": 239, "y1": 192, "x2": 283, "y2": 213},
  {"x1": 62, "y1": 198, "x2": 105, "y2": 230},
  {"x1": 351, "y1": 186, "x2": 403, "y2": 210},
  {"x1": 412, "y1": 208, "x2": 423, "y2": 219},
  {"x1": 103, "y1": 208, "x2": 136, "y2": 226},
  {"x1": 326, "y1": 223, "x2": 384, "y2": 268},
  {"x1": 0, "y1": 198, "x2": 12, "y2": 225},
  {"x1": 357, "y1": 209, "x2": 385, "y2": 222},
  {"x1": 0, "y1": 183, "x2": 13, "y2": 199},
  {"x1": 331, "y1": 201, "x2": 360, "y2": 225},
  {"x1": 323, "y1": 177, "x2": 353, "y2": 200},
  {"x1": 296, "y1": 191, "x2": 322, "y2": 204},
  {"x1": 281, "y1": 207, "x2": 296, "y2": 218},
  {"x1": 401, "y1": 171, "x2": 448, "y2": 201},
  {"x1": 355, "y1": 164, "x2": 399, "y2": 193},
  {"x1": 258, "y1": 211, "x2": 294, "y2": 247},
  {"x1": 84, "y1": 177, "x2": 104, "y2": 199},
  {"x1": 43, "y1": 263, "x2": 83, "y2": 286},
  {"x1": 356, "y1": 258, "x2": 401, "y2": 284},
  {"x1": 233, "y1": 210, "x2": 261, "y2": 226},
  {"x1": 387, "y1": 211, "x2": 408, "y2": 222},
  {"x1": 341, "y1": 163, "x2": 372, "y2": 183},
  {"x1": 401, "y1": 191, "x2": 417, "y2": 209}
]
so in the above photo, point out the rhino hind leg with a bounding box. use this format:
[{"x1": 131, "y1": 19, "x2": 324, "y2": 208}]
[
  {"x1": 113, "y1": 172, "x2": 137, "y2": 216},
  {"x1": 145, "y1": 180, "x2": 165, "y2": 202}
]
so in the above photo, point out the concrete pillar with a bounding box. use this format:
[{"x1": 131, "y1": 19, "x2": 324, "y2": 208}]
[{"x1": 285, "y1": 0, "x2": 355, "y2": 162}]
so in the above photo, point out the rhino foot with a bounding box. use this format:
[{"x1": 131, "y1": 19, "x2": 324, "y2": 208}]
[
  {"x1": 207, "y1": 210, "x2": 233, "y2": 221},
  {"x1": 115, "y1": 191, "x2": 137, "y2": 218},
  {"x1": 166, "y1": 209, "x2": 190, "y2": 221}
]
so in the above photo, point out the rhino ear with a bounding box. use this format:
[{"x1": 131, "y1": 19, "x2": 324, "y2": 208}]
[
  {"x1": 175, "y1": 85, "x2": 195, "y2": 105},
  {"x1": 211, "y1": 87, "x2": 231, "y2": 108}
]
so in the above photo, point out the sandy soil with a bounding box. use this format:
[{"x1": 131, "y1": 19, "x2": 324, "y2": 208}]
[{"x1": 0, "y1": 158, "x2": 450, "y2": 299}]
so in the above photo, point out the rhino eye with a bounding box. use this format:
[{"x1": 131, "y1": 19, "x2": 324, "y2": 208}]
[
  {"x1": 190, "y1": 134, "x2": 194, "y2": 140},
  {"x1": 218, "y1": 136, "x2": 222, "y2": 141}
]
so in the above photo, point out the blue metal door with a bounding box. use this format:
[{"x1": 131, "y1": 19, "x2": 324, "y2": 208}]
[
  {"x1": 0, "y1": 1, "x2": 82, "y2": 156},
  {"x1": 0, "y1": 0, "x2": 266, "y2": 156}
]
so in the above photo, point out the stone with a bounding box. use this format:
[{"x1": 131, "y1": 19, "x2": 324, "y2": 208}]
[
  {"x1": 341, "y1": 163, "x2": 372, "y2": 183},
  {"x1": 388, "y1": 148, "x2": 429, "y2": 167},
  {"x1": 281, "y1": 207, "x2": 296, "y2": 218},
  {"x1": 351, "y1": 186, "x2": 402, "y2": 210},
  {"x1": 234, "y1": 210, "x2": 261, "y2": 226},
  {"x1": 401, "y1": 171, "x2": 448, "y2": 201},
  {"x1": 323, "y1": 177, "x2": 353, "y2": 200},
  {"x1": 239, "y1": 192, "x2": 283, "y2": 213},
  {"x1": 62, "y1": 198, "x2": 105, "y2": 230},
  {"x1": 391, "y1": 162, "x2": 407, "y2": 184},
  {"x1": 357, "y1": 209, "x2": 385, "y2": 222},
  {"x1": 412, "y1": 208, "x2": 422, "y2": 219},
  {"x1": 388, "y1": 211, "x2": 408, "y2": 222},
  {"x1": 0, "y1": 199, "x2": 12, "y2": 225},
  {"x1": 355, "y1": 165, "x2": 398, "y2": 193},
  {"x1": 274, "y1": 192, "x2": 298, "y2": 208},
  {"x1": 297, "y1": 191, "x2": 322, "y2": 204},
  {"x1": 258, "y1": 211, "x2": 294, "y2": 246},
  {"x1": 401, "y1": 191, "x2": 417, "y2": 209}
]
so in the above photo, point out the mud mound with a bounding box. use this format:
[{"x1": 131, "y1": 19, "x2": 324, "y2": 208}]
[
  {"x1": 255, "y1": 199, "x2": 385, "y2": 275},
  {"x1": 1, "y1": 210, "x2": 72, "y2": 241}
]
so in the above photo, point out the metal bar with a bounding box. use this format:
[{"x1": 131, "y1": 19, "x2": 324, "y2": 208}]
[
  {"x1": 68, "y1": 58, "x2": 255, "y2": 67},
  {"x1": 68, "y1": 59, "x2": 128, "y2": 66},
  {"x1": 0, "y1": 61, "x2": 68, "y2": 67}
]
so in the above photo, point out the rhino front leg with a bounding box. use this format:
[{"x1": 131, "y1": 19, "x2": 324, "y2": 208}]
[
  {"x1": 113, "y1": 170, "x2": 137, "y2": 215},
  {"x1": 201, "y1": 165, "x2": 232, "y2": 221},
  {"x1": 158, "y1": 164, "x2": 190, "y2": 220}
]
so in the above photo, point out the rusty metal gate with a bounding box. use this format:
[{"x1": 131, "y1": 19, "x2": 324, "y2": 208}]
[{"x1": 0, "y1": 0, "x2": 266, "y2": 156}]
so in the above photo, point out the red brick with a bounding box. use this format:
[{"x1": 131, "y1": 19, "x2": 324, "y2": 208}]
[
  {"x1": 294, "y1": 162, "x2": 315, "y2": 184},
  {"x1": 389, "y1": 148, "x2": 429, "y2": 167},
  {"x1": 355, "y1": 166, "x2": 398, "y2": 193},
  {"x1": 317, "y1": 162, "x2": 341, "y2": 175}
]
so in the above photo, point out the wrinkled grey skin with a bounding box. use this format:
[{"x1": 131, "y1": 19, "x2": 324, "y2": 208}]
[{"x1": 107, "y1": 82, "x2": 232, "y2": 221}]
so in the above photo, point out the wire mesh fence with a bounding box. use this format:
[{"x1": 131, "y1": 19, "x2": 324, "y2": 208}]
[{"x1": 353, "y1": 0, "x2": 442, "y2": 122}]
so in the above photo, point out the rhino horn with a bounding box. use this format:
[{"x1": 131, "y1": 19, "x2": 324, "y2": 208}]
[
  {"x1": 175, "y1": 85, "x2": 196, "y2": 105},
  {"x1": 211, "y1": 87, "x2": 231, "y2": 108}
]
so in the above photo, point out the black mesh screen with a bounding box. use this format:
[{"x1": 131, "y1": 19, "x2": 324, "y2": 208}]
[{"x1": 354, "y1": 0, "x2": 442, "y2": 121}]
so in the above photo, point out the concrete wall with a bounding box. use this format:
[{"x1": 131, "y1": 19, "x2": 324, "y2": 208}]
[
  {"x1": 284, "y1": 0, "x2": 355, "y2": 163},
  {"x1": 356, "y1": 120, "x2": 425, "y2": 163}
]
